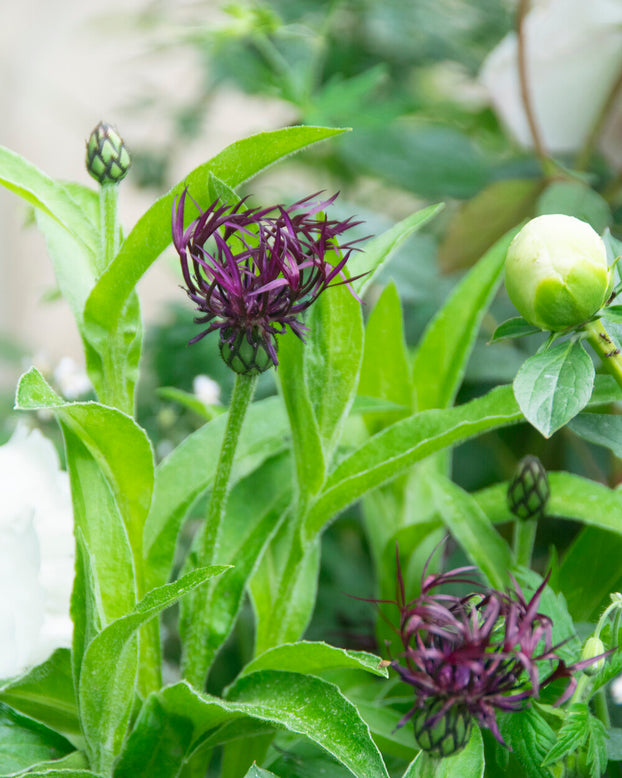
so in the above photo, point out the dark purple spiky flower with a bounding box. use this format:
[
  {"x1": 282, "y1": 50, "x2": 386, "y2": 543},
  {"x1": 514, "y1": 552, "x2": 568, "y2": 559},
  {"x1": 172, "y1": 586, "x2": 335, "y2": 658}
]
[
  {"x1": 172, "y1": 190, "x2": 365, "y2": 374},
  {"x1": 381, "y1": 552, "x2": 605, "y2": 757}
]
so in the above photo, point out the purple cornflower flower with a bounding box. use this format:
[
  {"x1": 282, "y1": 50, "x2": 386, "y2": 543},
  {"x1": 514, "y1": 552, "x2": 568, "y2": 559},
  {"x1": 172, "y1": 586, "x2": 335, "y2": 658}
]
[
  {"x1": 172, "y1": 190, "x2": 365, "y2": 374},
  {"x1": 381, "y1": 551, "x2": 605, "y2": 757}
]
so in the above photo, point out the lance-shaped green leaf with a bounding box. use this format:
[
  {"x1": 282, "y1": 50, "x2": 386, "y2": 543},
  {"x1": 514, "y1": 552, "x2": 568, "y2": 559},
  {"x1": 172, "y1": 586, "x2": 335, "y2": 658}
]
[
  {"x1": 490, "y1": 317, "x2": 542, "y2": 343},
  {"x1": 513, "y1": 339, "x2": 595, "y2": 438},
  {"x1": 15, "y1": 368, "x2": 154, "y2": 595},
  {"x1": 119, "y1": 674, "x2": 389, "y2": 778},
  {"x1": 427, "y1": 473, "x2": 512, "y2": 589},
  {"x1": 251, "y1": 526, "x2": 321, "y2": 655},
  {"x1": 179, "y1": 455, "x2": 292, "y2": 675},
  {"x1": 64, "y1": 427, "x2": 135, "y2": 621},
  {"x1": 143, "y1": 395, "x2": 290, "y2": 591},
  {"x1": 304, "y1": 279, "x2": 364, "y2": 462},
  {"x1": 79, "y1": 567, "x2": 228, "y2": 773},
  {"x1": 3, "y1": 750, "x2": 89, "y2": 773},
  {"x1": 570, "y1": 412, "x2": 622, "y2": 459},
  {"x1": 0, "y1": 145, "x2": 99, "y2": 256},
  {"x1": 34, "y1": 210, "x2": 97, "y2": 324},
  {"x1": 359, "y1": 281, "x2": 412, "y2": 434},
  {"x1": 277, "y1": 332, "x2": 326, "y2": 502},
  {"x1": 402, "y1": 726, "x2": 484, "y2": 778},
  {"x1": 349, "y1": 204, "x2": 444, "y2": 297},
  {"x1": 0, "y1": 650, "x2": 79, "y2": 741},
  {"x1": 0, "y1": 703, "x2": 74, "y2": 776},
  {"x1": 83, "y1": 126, "x2": 347, "y2": 344},
  {"x1": 412, "y1": 227, "x2": 518, "y2": 412},
  {"x1": 234, "y1": 642, "x2": 387, "y2": 684},
  {"x1": 602, "y1": 304, "x2": 622, "y2": 323},
  {"x1": 304, "y1": 384, "x2": 523, "y2": 538},
  {"x1": 559, "y1": 526, "x2": 622, "y2": 621},
  {"x1": 244, "y1": 766, "x2": 279, "y2": 778},
  {"x1": 8, "y1": 772, "x2": 95, "y2": 778}
]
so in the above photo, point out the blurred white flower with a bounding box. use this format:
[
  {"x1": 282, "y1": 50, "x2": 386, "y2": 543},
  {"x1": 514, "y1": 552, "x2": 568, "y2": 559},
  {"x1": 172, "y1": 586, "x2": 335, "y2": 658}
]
[
  {"x1": 0, "y1": 424, "x2": 74, "y2": 679},
  {"x1": 53, "y1": 356, "x2": 92, "y2": 400},
  {"x1": 193, "y1": 374, "x2": 221, "y2": 407},
  {"x1": 479, "y1": 0, "x2": 622, "y2": 154},
  {"x1": 611, "y1": 673, "x2": 622, "y2": 704}
]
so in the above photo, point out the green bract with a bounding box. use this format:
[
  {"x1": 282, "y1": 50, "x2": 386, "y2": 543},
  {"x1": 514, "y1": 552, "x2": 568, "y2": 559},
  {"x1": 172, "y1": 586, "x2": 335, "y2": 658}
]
[{"x1": 504, "y1": 214, "x2": 611, "y2": 331}]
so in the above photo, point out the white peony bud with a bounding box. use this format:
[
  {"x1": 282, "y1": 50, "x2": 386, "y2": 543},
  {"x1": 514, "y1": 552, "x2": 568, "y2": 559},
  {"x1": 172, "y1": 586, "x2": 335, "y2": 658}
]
[{"x1": 505, "y1": 214, "x2": 612, "y2": 331}]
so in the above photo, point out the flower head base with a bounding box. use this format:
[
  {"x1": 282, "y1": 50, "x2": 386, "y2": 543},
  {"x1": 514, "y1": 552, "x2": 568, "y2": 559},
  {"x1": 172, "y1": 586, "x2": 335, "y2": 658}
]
[
  {"x1": 172, "y1": 191, "x2": 364, "y2": 374},
  {"x1": 507, "y1": 455, "x2": 550, "y2": 521},
  {"x1": 86, "y1": 122, "x2": 131, "y2": 185},
  {"x1": 383, "y1": 551, "x2": 605, "y2": 756}
]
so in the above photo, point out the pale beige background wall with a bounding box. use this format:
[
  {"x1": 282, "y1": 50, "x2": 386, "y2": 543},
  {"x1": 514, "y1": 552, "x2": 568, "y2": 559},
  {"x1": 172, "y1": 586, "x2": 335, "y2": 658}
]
[{"x1": 0, "y1": 0, "x2": 293, "y2": 392}]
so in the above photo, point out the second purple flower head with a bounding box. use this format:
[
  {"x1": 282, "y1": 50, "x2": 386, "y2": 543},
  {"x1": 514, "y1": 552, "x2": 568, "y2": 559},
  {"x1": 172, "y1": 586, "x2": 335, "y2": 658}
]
[{"x1": 172, "y1": 190, "x2": 365, "y2": 374}]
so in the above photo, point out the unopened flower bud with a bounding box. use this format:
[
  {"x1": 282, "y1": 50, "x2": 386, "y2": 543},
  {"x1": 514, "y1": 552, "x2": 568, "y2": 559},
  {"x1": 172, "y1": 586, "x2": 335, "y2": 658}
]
[
  {"x1": 505, "y1": 214, "x2": 611, "y2": 331},
  {"x1": 219, "y1": 326, "x2": 275, "y2": 375},
  {"x1": 581, "y1": 636, "x2": 606, "y2": 676},
  {"x1": 413, "y1": 699, "x2": 471, "y2": 757},
  {"x1": 86, "y1": 121, "x2": 131, "y2": 184},
  {"x1": 507, "y1": 455, "x2": 550, "y2": 521}
]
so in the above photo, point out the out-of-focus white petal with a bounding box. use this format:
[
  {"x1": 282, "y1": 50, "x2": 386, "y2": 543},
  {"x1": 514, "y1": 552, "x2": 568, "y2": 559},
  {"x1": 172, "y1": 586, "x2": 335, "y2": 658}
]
[
  {"x1": 611, "y1": 673, "x2": 622, "y2": 704},
  {"x1": 193, "y1": 374, "x2": 221, "y2": 407},
  {"x1": 53, "y1": 356, "x2": 92, "y2": 400},
  {"x1": 479, "y1": 0, "x2": 622, "y2": 153},
  {"x1": 0, "y1": 424, "x2": 74, "y2": 679}
]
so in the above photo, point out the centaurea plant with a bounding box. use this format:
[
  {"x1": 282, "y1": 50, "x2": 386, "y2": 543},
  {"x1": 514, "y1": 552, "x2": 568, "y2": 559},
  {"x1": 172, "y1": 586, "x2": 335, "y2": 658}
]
[
  {"x1": 382, "y1": 551, "x2": 606, "y2": 757},
  {"x1": 4, "y1": 113, "x2": 622, "y2": 778},
  {"x1": 172, "y1": 188, "x2": 364, "y2": 686}
]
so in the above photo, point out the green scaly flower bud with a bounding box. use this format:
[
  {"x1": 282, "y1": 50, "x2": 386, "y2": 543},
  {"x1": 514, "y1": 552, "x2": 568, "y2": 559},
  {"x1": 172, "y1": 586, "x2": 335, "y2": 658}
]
[
  {"x1": 581, "y1": 636, "x2": 606, "y2": 676},
  {"x1": 86, "y1": 121, "x2": 131, "y2": 184},
  {"x1": 507, "y1": 455, "x2": 550, "y2": 521},
  {"x1": 505, "y1": 214, "x2": 612, "y2": 331},
  {"x1": 413, "y1": 699, "x2": 472, "y2": 757},
  {"x1": 219, "y1": 327, "x2": 275, "y2": 375}
]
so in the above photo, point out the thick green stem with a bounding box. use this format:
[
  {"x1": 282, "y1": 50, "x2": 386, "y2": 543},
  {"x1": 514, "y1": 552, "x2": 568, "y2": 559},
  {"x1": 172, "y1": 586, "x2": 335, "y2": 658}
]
[
  {"x1": 513, "y1": 517, "x2": 537, "y2": 568},
  {"x1": 182, "y1": 372, "x2": 259, "y2": 688},
  {"x1": 584, "y1": 319, "x2": 622, "y2": 389}
]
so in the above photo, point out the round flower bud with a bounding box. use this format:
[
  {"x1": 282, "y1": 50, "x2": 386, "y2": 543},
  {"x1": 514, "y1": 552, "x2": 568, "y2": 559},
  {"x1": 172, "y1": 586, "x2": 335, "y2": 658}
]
[
  {"x1": 505, "y1": 214, "x2": 611, "y2": 331},
  {"x1": 86, "y1": 121, "x2": 131, "y2": 184},
  {"x1": 507, "y1": 455, "x2": 550, "y2": 521},
  {"x1": 219, "y1": 327, "x2": 275, "y2": 375},
  {"x1": 413, "y1": 700, "x2": 472, "y2": 757},
  {"x1": 581, "y1": 636, "x2": 606, "y2": 676}
]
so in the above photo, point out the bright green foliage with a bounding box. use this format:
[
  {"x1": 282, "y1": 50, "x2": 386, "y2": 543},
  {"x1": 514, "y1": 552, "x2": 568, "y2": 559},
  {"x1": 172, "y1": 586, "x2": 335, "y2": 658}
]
[
  {"x1": 403, "y1": 727, "x2": 484, "y2": 778},
  {"x1": 79, "y1": 567, "x2": 228, "y2": 773},
  {"x1": 412, "y1": 227, "x2": 518, "y2": 412},
  {"x1": 0, "y1": 650, "x2": 79, "y2": 740},
  {"x1": 513, "y1": 340, "x2": 595, "y2": 437},
  {"x1": 117, "y1": 673, "x2": 389, "y2": 778},
  {"x1": 0, "y1": 703, "x2": 74, "y2": 775}
]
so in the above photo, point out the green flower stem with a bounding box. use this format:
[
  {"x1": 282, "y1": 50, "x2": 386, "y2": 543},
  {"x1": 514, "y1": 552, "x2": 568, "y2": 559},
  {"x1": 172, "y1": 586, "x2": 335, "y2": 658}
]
[
  {"x1": 584, "y1": 318, "x2": 622, "y2": 389},
  {"x1": 593, "y1": 687, "x2": 611, "y2": 729},
  {"x1": 97, "y1": 182, "x2": 134, "y2": 413},
  {"x1": 99, "y1": 183, "x2": 119, "y2": 272},
  {"x1": 182, "y1": 371, "x2": 259, "y2": 688},
  {"x1": 99, "y1": 182, "x2": 157, "y2": 693},
  {"x1": 513, "y1": 517, "x2": 537, "y2": 568},
  {"x1": 570, "y1": 674, "x2": 591, "y2": 705}
]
